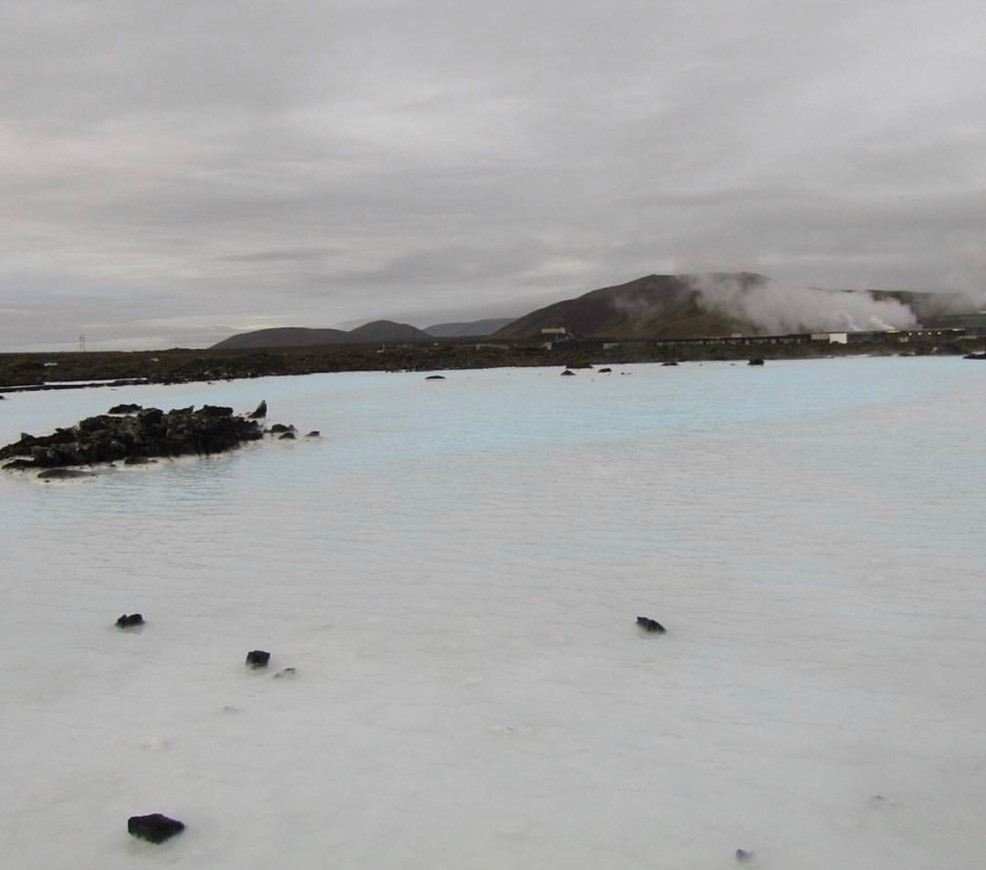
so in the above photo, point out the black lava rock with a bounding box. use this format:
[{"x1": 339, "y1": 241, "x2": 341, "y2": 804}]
[
  {"x1": 247, "y1": 400, "x2": 267, "y2": 419},
  {"x1": 268, "y1": 423, "x2": 295, "y2": 434},
  {"x1": 278, "y1": 431, "x2": 296, "y2": 440},
  {"x1": 127, "y1": 813, "x2": 185, "y2": 844},
  {"x1": 116, "y1": 613, "x2": 144, "y2": 628},
  {"x1": 108, "y1": 403, "x2": 143, "y2": 414},
  {"x1": 305, "y1": 430, "x2": 320, "y2": 438},
  {"x1": 636, "y1": 616, "x2": 666, "y2": 634},
  {"x1": 748, "y1": 358, "x2": 765, "y2": 366},
  {"x1": 0, "y1": 405, "x2": 263, "y2": 470},
  {"x1": 246, "y1": 650, "x2": 271, "y2": 668}
]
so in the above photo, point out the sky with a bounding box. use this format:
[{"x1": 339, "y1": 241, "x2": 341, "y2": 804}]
[{"x1": 3, "y1": 0, "x2": 986, "y2": 351}]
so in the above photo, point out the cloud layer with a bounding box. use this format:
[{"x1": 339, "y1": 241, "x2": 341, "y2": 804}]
[{"x1": 3, "y1": 0, "x2": 985, "y2": 349}]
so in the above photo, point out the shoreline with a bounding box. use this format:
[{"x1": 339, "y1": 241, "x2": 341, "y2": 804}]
[{"x1": 1, "y1": 333, "x2": 979, "y2": 395}]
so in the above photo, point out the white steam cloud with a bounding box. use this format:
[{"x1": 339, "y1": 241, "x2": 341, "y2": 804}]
[{"x1": 691, "y1": 275, "x2": 920, "y2": 334}]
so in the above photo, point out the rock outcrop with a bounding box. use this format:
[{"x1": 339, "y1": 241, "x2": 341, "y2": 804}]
[
  {"x1": 0, "y1": 405, "x2": 264, "y2": 471},
  {"x1": 636, "y1": 616, "x2": 666, "y2": 634},
  {"x1": 127, "y1": 813, "x2": 185, "y2": 844}
]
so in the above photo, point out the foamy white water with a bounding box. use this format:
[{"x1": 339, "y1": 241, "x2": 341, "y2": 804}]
[{"x1": 1, "y1": 358, "x2": 984, "y2": 869}]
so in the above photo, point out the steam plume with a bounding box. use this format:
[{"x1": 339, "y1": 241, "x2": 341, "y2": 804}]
[{"x1": 690, "y1": 274, "x2": 920, "y2": 334}]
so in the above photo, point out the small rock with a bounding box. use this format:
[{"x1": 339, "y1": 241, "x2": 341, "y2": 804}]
[
  {"x1": 597, "y1": 367, "x2": 612, "y2": 373},
  {"x1": 305, "y1": 430, "x2": 320, "y2": 438},
  {"x1": 108, "y1": 403, "x2": 143, "y2": 414},
  {"x1": 246, "y1": 650, "x2": 270, "y2": 668},
  {"x1": 247, "y1": 400, "x2": 267, "y2": 419},
  {"x1": 273, "y1": 667, "x2": 297, "y2": 679},
  {"x1": 278, "y1": 431, "x2": 296, "y2": 440},
  {"x1": 425, "y1": 375, "x2": 445, "y2": 380},
  {"x1": 127, "y1": 813, "x2": 185, "y2": 844},
  {"x1": 116, "y1": 613, "x2": 144, "y2": 628},
  {"x1": 635, "y1": 616, "x2": 666, "y2": 634},
  {"x1": 735, "y1": 849, "x2": 754, "y2": 862},
  {"x1": 748, "y1": 358, "x2": 765, "y2": 366},
  {"x1": 560, "y1": 369, "x2": 576, "y2": 376}
]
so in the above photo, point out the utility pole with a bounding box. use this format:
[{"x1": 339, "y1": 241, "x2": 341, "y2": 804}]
[{"x1": 78, "y1": 334, "x2": 86, "y2": 352}]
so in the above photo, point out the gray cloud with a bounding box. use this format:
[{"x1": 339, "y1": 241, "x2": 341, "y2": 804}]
[{"x1": 2, "y1": 0, "x2": 985, "y2": 349}]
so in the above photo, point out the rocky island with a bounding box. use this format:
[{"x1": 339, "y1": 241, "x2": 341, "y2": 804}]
[{"x1": 0, "y1": 404, "x2": 265, "y2": 473}]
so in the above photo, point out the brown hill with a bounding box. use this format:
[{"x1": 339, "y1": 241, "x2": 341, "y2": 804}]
[
  {"x1": 348, "y1": 320, "x2": 432, "y2": 342},
  {"x1": 212, "y1": 327, "x2": 354, "y2": 350},
  {"x1": 492, "y1": 273, "x2": 755, "y2": 341},
  {"x1": 212, "y1": 320, "x2": 431, "y2": 350}
]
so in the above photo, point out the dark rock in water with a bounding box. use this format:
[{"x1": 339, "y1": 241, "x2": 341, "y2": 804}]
[
  {"x1": 116, "y1": 613, "x2": 144, "y2": 628},
  {"x1": 748, "y1": 358, "x2": 765, "y2": 366},
  {"x1": 305, "y1": 430, "x2": 320, "y2": 438},
  {"x1": 246, "y1": 650, "x2": 271, "y2": 668},
  {"x1": 273, "y1": 667, "x2": 297, "y2": 679},
  {"x1": 425, "y1": 375, "x2": 445, "y2": 380},
  {"x1": 268, "y1": 423, "x2": 295, "y2": 434},
  {"x1": 735, "y1": 849, "x2": 754, "y2": 862},
  {"x1": 247, "y1": 400, "x2": 268, "y2": 419},
  {"x1": 597, "y1": 367, "x2": 612, "y2": 373},
  {"x1": 37, "y1": 468, "x2": 95, "y2": 480},
  {"x1": 128, "y1": 813, "x2": 185, "y2": 844},
  {"x1": 198, "y1": 404, "x2": 234, "y2": 417},
  {"x1": 108, "y1": 403, "x2": 143, "y2": 414},
  {"x1": 561, "y1": 369, "x2": 576, "y2": 376},
  {"x1": 662, "y1": 360, "x2": 679, "y2": 366},
  {"x1": 278, "y1": 431, "x2": 296, "y2": 440},
  {"x1": 636, "y1": 616, "x2": 666, "y2": 634},
  {"x1": 0, "y1": 405, "x2": 263, "y2": 471}
]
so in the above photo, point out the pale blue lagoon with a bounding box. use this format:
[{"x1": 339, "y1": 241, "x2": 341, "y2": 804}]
[{"x1": 1, "y1": 357, "x2": 984, "y2": 869}]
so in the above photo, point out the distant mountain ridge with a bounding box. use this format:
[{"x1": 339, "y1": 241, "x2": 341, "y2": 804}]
[
  {"x1": 425, "y1": 318, "x2": 517, "y2": 338},
  {"x1": 212, "y1": 272, "x2": 975, "y2": 350}
]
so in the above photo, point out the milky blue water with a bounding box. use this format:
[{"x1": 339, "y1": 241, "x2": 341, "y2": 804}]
[{"x1": 1, "y1": 358, "x2": 984, "y2": 869}]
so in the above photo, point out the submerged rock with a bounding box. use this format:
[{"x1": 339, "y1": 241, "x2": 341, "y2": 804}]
[
  {"x1": 37, "y1": 468, "x2": 95, "y2": 480},
  {"x1": 636, "y1": 616, "x2": 666, "y2": 634},
  {"x1": 247, "y1": 400, "x2": 268, "y2": 419},
  {"x1": 268, "y1": 423, "x2": 295, "y2": 434},
  {"x1": 425, "y1": 375, "x2": 445, "y2": 380},
  {"x1": 305, "y1": 430, "x2": 320, "y2": 438},
  {"x1": 246, "y1": 650, "x2": 271, "y2": 669},
  {"x1": 735, "y1": 848, "x2": 755, "y2": 862},
  {"x1": 278, "y1": 431, "x2": 296, "y2": 440},
  {"x1": 127, "y1": 813, "x2": 185, "y2": 844}
]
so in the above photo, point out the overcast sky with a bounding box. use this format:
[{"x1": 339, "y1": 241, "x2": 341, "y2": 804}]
[{"x1": 3, "y1": 0, "x2": 985, "y2": 351}]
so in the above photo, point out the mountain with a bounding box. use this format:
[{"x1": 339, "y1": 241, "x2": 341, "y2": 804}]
[
  {"x1": 492, "y1": 273, "x2": 753, "y2": 341},
  {"x1": 211, "y1": 327, "x2": 354, "y2": 350},
  {"x1": 348, "y1": 320, "x2": 432, "y2": 342},
  {"x1": 424, "y1": 318, "x2": 517, "y2": 338},
  {"x1": 212, "y1": 321, "x2": 430, "y2": 350}
]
